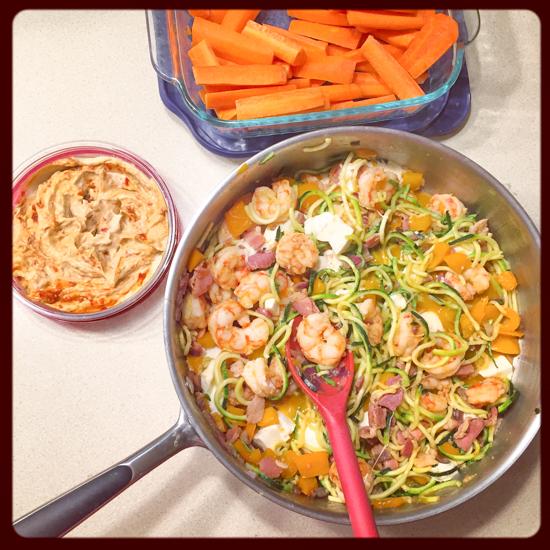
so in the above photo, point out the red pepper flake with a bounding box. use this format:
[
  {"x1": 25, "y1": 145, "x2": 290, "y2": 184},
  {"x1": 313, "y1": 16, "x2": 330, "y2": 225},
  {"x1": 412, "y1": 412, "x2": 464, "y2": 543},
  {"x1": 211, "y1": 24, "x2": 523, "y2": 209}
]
[
  {"x1": 100, "y1": 227, "x2": 108, "y2": 232},
  {"x1": 137, "y1": 233, "x2": 147, "y2": 241},
  {"x1": 124, "y1": 177, "x2": 129, "y2": 187},
  {"x1": 137, "y1": 272, "x2": 146, "y2": 284},
  {"x1": 31, "y1": 205, "x2": 38, "y2": 223}
]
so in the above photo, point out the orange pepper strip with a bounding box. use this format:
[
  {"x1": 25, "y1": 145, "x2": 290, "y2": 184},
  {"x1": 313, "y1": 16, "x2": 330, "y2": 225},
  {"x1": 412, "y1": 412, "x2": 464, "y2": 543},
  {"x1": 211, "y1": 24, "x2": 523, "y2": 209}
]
[
  {"x1": 491, "y1": 334, "x2": 521, "y2": 355},
  {"x1": 428, "y1": 242, "x2": 450, "y2": 268},
  {"x1": 499, "y1": 307, "x2": 521, "y2": 332},
  {"x1": 443, "y1": 252, "x2": 472, "y2": 274},
  {"x1": 297, "y1": 476, "x2": 318, "y2": 495},
  {"x1": 293, "y1": 451, "x2": 330, "y2": 478},
  {"x1": 496, "y1": 271, "x2": 518, "y2": 291},
  {"x1": 258, "y1": 407, "x2": 279, "y2": 427}
]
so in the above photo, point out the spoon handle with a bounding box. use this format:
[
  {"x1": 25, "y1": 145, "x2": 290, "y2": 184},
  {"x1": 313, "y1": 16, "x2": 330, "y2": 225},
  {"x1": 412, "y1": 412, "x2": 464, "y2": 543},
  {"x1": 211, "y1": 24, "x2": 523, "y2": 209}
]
[{"x1": 325, "y1": 415, "x2": 379, "y2": 538}]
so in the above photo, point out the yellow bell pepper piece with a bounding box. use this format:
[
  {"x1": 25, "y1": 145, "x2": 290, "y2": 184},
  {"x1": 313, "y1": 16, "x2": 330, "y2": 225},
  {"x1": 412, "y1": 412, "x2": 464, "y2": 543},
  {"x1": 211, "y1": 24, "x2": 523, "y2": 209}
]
[
  {"x1": 409, "y1": 213, "x2": 431, "y2": 231},
  {"x1": 293, "y1": 451, "x2": 330, "y2": 478},
  {"x1": 258, "y1": 407, "x2": 279, "y2": 427},
  {"x1": 443, "y1": 252, "x2": 472, "y2": 274},
  {"x1": 402, "y1": 171, "x2": 425, "y2": 191},
  {"x1": 187, "y1": 248, "x2": 205, "y2": 272}
]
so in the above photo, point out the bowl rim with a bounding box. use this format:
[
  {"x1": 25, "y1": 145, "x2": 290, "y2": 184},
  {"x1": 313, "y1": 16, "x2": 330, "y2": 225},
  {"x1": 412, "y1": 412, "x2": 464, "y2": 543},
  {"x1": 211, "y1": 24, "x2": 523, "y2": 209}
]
[
  {"x1": 12, "y1": 140, "x2": 180, "y2": 323},
  {"x1": 164, "y1": 126, "x2": 540, "y2": 525}
]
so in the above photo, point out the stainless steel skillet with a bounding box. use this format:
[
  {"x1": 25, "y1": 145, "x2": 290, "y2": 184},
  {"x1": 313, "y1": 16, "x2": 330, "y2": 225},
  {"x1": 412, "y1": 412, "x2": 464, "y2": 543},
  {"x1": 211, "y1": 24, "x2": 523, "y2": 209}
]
[{"x1": 14, "y1": 127, "x2": 540, "y2": 537}]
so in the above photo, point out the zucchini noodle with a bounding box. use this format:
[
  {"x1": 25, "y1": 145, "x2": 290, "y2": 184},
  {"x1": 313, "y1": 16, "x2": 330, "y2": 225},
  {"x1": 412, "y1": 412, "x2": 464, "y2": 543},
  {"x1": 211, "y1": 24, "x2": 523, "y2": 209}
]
[{"x1": 177, "y1": 150, "x2": 521, "y2": 507}]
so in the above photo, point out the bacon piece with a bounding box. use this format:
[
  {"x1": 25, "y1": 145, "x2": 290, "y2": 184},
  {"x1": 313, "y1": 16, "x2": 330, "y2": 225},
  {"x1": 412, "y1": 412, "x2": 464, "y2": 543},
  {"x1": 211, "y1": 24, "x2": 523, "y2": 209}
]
[
  {"x1": 364, "y1": 233, "x2": 381, "y2": 249},
  {"x1": 292, "y1": 297, "x2": 319, "y2": 316},
  {"x1": 246, "y1": 395, "x2": 265, "y2": 424},
  {"x1": 368, "y1": 401, "x2": 387, "y2": 429},
  {"x1": 378, "y1": 388, "x2": 404, "y2": 411},
  {"x1": 485, "y1": 406, "x2": 498, "y2": 427},
  {"x1": 402, "y1": 439, "x2": 413, "y2": 458},
  {"x1": 455, "y1": 364, "x2": 475, "y2": 379},
  {"x1": 247, "y1": 250, "x2": 275, "y2": 270},
  {"x1": 259, "y1": 456, "x2": 283, "y2": 478},
  {"x1": 454, "y1": 417, "x2": 485, "y2": 451},
  {"x1": 190, "y1": 264, "x2": 213, "y2": 297},
  {"x1": 225, "y1": 426, "x2": 242, "y2": 444},
  {"x1": 189, "y1": 341, "x2": 204, "y2": 356},
  {"x1": 243, "y1": 227, "x2": 265, "y2": 250}
]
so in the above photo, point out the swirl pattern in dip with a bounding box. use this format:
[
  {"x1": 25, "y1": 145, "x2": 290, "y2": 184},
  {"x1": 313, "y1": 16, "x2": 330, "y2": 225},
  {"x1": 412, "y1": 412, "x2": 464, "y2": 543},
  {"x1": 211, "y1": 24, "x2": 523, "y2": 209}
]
[{"x1": 12, "y1": 156, "x2": 169, "y2": 313}]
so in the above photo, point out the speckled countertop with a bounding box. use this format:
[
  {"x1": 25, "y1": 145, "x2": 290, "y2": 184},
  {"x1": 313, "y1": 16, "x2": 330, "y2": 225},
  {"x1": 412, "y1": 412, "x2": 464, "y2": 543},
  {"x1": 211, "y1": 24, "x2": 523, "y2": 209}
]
[{"x1": 13, "y1": 10, "x2": 540, "y2": 537}]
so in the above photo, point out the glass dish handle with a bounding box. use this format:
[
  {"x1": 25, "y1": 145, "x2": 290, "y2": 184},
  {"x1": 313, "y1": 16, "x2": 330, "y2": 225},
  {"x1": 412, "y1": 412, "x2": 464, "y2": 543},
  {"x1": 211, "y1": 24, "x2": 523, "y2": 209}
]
[
  {"x1": 462, "y1": 9, "x2": 481, "y2": 46},
  {"x1": 145, "y1": 10, "x2": 180, "y2": 87}
]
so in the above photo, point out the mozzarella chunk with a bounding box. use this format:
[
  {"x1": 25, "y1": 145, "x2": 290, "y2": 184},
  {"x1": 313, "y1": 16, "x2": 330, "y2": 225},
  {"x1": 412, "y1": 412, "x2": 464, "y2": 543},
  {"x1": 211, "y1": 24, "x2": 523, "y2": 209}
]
[
  {"x1": 419, "y1": 311, "x2": 444, "y2": 333},
  {"x1": 252, "y1": 412, "x2": 295, "y2": 451},
  {"x1": 304, "y1": 212, "x2": 353, "y2": 254},
  {"x1": 478, "y1": 354, "x2": 514, "y2": 380}
]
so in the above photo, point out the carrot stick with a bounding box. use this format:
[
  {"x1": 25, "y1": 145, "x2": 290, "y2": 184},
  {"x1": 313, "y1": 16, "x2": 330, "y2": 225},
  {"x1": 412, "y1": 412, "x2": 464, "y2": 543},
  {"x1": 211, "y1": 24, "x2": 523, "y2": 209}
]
[
  {"x1": 235, "y1": 88, "x2": 326, "y2": 119},
  {"x1": 217, "y1": 57, "x2": 237, "y2": 66},
  {"x1": 330, "y1": 94, "x2": 397, "y2": 110},
  {"x1": 188, "y1": 10, "x2": 211, "y2": 19},
  {"x1": 347, "y1": 10, "x2": 425, "y2": 30},
  {"x1": 384, "y1": 44, "x2": 405, "y2": 59},
  {"x1": 192, "y1": 17, "x2": 274, "y2": 65},
  {"x1": 360, "y1": 35, "x2": 424, "y2": 99},
  {"x1": 289, "y1": 20, "x2": 362, "y2": 49},
  {"x1": 193, "y1": 64, "x2": 287, "y2": 86},
  {"x1": 205, "y1": 84, "x2": 298, "y2": 110},
  {"x1": 293, "y1": 55, "x2": 356, "y2": 84},
  {"x1": 209, "y1": 10, "x2": 227, "y2": 24},
  {"x1": 265, "y1": 24, "x2": 328, "y2": 55},
  {"x1": 274, "y1": 59, "x2": 293, "y2": 79},
  {"x1": 355, "y1": 61, "x2": 375, "y2": 73},
  {"x1": 287, "y1": 9, "x2": 351, "y2": 27},
  {"x1": 326, "y1": 44, "x2": 366, "y2": 61},
  {"x1": 399, "y1": 14, "x2": 459, "y2": 78},
  {"x1": 288, "y1": 78, "x2": 312, "y2": 88},
  {"x1": 166, "y1": 10, "x2": 180, "y2": 79},
  {"x1": 188, "y1": 40, "x2": 219, "y2": 67},
  {"x1": 372, "y1": 29, "x2": 418, "y2": 49},
  {"x1": 310, "y1": 79, "x2": 326, "y2": 87},
  {"x1": 214, "y1": 107, "x2": 237, "y2": 120},
  {"x1": 221, "y1": 9, "x2": 260, "y2": 32},
  {"x1": 417, "y1": 9, "x2": 437, "y2": 21},
  {"x1": 242, "y1": 21, "x2": 306, "y2": 66},
  {"x1": 319, "y1": 83, "x2": 365, "y2": 102},
  {"x1": 353, "y1": 72, "x2": 393, "y2": 96}
]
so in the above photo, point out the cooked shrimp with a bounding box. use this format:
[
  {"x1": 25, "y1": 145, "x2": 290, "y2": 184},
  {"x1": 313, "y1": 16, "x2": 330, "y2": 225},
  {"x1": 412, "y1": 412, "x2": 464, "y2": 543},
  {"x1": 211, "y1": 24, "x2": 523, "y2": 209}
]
[
  {"x1": 358, "y1": 165, "x2": 396, "y2": 208},
  {"x1": 275, "y1": 232, "x2": 319, "y2": 275},
  {"x1": 229, "y1": 359, "x2": 245, "y2": 378},
  {"x1": 441, "y1": 271, "x2": 475, "y2": 301},
  {"x1": 208, "y1": 300, "x2": 269, "y2": 355},
  {"x1": 428, "y1": 194, "x2": 466, "y2": 220},
  {"x1": 357, "y1": 298, "x2": 383, "y2": 345},
  {"x1": 420, "y1": 376, "x2": 452, "y2": 391},
  {"x1": 464, "y1": 266, "x2": 491, "y2": 294},
  {"x1": 465, "y1": 377, "x2": 507, "y2": 407},
  {"x1": 250, "y1": 179, "x2": 296, "y2": 224},
  {"x1": 296, "y1": 312, "x2": 346, "y2": 367},
  {"x1": 421, "y1": 339, "x2": 464, "y2": 380},
  {"x1": 393, "y1": 312, "x2": 423, "y2": 357},
  {"x1": 210, "y1": 246, "x2": 249, "y2": 290},
  {"x1": 208, "y1": 282, "x2": 233, "y2": 304},
  {"x1": 413, "y1": 447, "x2": 438, "y2": 468},
  {"x1": 234, "y1": 271, "x2": 289, "y2": 309},
  {"x1": 329, "y1": 459, "x2": 373, "y2": 493},
  {"x1": 420, "y1": 391, "x2": 448, "y2": 413},
  {"x1": 182, "y1": 294, "x2": 208, "y2": 330},
  {"x1": 234, "y1": 271, "x2": 272, "y2": 309},
  {"x1": 272, "y1": 179, "x2": 297, "y2": 222},
  {"x1": 242, "y1": 357, "x2": 284, "y2": 399}
]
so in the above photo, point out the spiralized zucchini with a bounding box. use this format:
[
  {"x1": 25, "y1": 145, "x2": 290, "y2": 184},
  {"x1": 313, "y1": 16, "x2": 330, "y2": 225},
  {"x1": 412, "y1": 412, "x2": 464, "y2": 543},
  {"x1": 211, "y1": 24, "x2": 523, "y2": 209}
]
[{"x1": 177, "y1": 150, "x2": 521, "y2": 505}]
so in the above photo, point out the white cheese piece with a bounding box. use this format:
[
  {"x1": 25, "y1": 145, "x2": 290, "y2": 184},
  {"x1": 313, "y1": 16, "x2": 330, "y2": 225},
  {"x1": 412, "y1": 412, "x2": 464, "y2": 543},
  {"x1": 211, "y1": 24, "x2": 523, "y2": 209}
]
[
  {"x1": 263, "y1": 297, "x2": 279, "y2": 316},
  {"x1": 478, "y1": 354, "x2": 514, "y2": 380},
  {"x1": 317, "y1": 250, "x2": 343, "y2": 271},
  {"x1": 303, "y1": 425, "x2": 328, "y2": 452},
  {"x1": 390, "y1": 292, "x2": 407, "y2": 311},
  {"x1": 304, "y1": 212, "x2": 353, "y2": 254},
  {"x1": 204, "y1": 346, "x2": 221, "y2": 359},
  {"x1": 419, "y1": 311, "x2": 444, "y2": 333},
  {"x1": 430, "y1": 461, "x2": 459, "y2": 482},
  {"x1": 236, "y1": 238, "x2": 257, "y2": 258},
  {"x1": 357, "y1": 410, "x2": 370, "y2": 429},
  {"x1": 199, "y1": 359, "x2": 218, "y2": 413},
  {"x1": 252, "y1": 412, "x2": 295, "y2": 451},
  {"x1": 263, "y1": 220, "x2": 293, "y2": 246}
]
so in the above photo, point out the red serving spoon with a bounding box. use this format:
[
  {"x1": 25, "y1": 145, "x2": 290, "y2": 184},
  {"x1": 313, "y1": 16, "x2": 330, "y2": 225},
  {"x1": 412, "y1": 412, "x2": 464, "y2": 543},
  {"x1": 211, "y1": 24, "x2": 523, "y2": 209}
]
[{"x1": 285, "y1": 316, "x2": 379, "y2": 538}]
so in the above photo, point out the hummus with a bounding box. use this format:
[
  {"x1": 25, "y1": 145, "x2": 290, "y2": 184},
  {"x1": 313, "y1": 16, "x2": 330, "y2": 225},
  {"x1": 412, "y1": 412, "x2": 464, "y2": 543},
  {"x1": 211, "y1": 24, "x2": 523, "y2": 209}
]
[{"x1": 13, "y1": 156, "x2": 169, "y2": 313}]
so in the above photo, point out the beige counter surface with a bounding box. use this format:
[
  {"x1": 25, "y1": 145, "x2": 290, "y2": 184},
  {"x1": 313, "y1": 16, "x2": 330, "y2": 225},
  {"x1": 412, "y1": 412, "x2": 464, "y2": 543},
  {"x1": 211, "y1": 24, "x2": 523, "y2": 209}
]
[{"x1": 13, "y1": 10, "x2": 540, "y2": 537}]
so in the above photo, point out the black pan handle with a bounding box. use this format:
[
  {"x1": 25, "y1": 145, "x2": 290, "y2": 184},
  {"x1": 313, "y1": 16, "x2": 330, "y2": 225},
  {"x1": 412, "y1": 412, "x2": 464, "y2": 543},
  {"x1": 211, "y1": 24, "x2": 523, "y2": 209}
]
[{"x1": 13, "y1": 410, "x2": 204, "y2": 538}]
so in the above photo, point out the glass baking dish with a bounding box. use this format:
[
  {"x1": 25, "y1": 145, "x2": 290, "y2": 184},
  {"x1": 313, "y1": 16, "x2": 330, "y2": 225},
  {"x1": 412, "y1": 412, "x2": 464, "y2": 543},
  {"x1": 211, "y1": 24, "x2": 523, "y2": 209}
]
[{"x1": 147, "y1": 9, "x2": 479, "y2": 138}]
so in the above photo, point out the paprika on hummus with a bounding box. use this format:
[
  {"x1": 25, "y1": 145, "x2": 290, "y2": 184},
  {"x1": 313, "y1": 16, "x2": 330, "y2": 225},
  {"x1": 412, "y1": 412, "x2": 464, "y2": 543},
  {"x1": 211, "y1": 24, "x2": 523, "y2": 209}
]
[{"x1": 13, "y1": 156, "x2": 169, "y2": 313}]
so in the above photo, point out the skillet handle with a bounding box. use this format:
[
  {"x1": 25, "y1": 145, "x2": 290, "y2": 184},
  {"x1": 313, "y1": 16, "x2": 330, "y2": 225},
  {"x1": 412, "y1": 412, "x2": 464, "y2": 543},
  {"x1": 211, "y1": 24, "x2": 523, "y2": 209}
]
[{"x1": 13, "y1": 410, "x2": 204, "y2": 538}]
